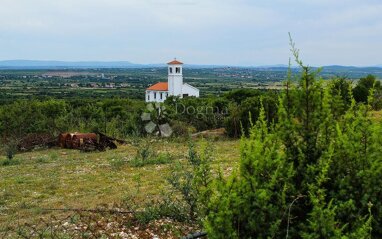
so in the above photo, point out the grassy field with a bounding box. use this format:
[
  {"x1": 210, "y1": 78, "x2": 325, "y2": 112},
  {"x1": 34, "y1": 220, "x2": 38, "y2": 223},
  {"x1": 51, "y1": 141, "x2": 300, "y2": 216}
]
[{"x1": 0, "y1": 138, "x2": 240, "y2": 230}]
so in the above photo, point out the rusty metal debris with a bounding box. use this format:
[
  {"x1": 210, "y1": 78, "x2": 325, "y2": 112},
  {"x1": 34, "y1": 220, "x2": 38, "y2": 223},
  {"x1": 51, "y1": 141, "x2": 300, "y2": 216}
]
[
  {"x1": 17, "y1": 133, "x2": 57, "y2": 151},
  {"x1": 64, "y1": 133, "x2": 98, "y2": 149},
  {"x1": 16, "y1": 132, "x2": 126, "y2": 152},
  {"x1": 60, "y1": 132, "x2": 127, "y2": 152}
]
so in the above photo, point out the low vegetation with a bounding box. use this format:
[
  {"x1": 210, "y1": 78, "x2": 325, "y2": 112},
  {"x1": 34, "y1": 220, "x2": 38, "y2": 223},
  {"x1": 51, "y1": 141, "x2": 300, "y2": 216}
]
[
  {"x1": 1, "y1": 42, "x2": 382, "y2": 238},
  {"x1": 203, "y1": 48, "x2": 382, "y2": 238},
  {"x1": 0, "y1": 139, "x2": 239, "y2": 238}
]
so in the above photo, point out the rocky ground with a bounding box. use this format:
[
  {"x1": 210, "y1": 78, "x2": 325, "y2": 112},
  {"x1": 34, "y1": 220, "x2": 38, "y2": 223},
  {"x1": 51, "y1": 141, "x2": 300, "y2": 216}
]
[{"x1": 2, "y1": 210, "x2": 201, "y2": 238}]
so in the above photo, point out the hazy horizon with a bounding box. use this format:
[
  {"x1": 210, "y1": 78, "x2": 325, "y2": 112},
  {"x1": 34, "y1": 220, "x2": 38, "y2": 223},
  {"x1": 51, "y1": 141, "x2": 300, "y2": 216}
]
[
  {"x1": 0, "y1": 59, "x2": 381, "y2": 68},
  {"x1": 0, "y1": 0, "x2": 381, "y2": 66}
]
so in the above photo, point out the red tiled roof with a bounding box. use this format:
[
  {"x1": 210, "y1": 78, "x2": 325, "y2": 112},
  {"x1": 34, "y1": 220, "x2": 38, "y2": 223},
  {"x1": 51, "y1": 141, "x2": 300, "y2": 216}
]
[
  {"x1": 167, "y1": 59, "x2": 183, "y2": 65},
  {"x1": 147, "y1": 82, "x2": 168, "y2": 91}
]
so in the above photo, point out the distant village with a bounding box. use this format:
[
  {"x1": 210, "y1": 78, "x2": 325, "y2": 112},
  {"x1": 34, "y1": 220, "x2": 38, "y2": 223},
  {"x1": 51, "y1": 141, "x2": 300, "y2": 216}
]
[{"x1": 0, "y1": 72, "x2": 133, "y2": 89}]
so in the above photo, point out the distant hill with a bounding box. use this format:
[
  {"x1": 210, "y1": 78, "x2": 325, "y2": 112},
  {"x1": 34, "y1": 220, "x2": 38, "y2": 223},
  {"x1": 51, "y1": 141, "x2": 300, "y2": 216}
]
[
  {"x1": 0, "y1": 60, "x2": 382, "y2": 72},
  {"x1": 0, "y1": 60, "x2": 237, "y2": 69},
  {"x1": 255, "y1": 64, "x2": 289, "y2": 68},
  {"x1": 322, "y1": 65, "x2": 382, "y2": 70},
  {"x1": 0, "y1": 60, "x2": 144, "y2": 69}
]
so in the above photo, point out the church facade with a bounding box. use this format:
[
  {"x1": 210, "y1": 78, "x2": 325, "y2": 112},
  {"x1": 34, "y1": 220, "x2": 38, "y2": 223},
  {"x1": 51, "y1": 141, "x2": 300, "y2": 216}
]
[{"x1": 145, "y1": 59, "x2": 199, "y2": 103}]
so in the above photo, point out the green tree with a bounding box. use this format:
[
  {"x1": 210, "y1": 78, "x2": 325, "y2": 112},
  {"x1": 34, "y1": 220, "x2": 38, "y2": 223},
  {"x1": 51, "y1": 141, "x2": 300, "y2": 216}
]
[
  {"x1": 353, "y1": 75, "x2": 381, "y2": 107},
  {"x1": 204, "y1": 38, "x2": 381, "y2": 238}
]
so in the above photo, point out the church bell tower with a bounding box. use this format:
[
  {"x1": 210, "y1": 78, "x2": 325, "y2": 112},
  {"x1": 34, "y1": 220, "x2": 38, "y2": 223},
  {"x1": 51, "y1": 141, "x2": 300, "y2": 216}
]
[{"x1": 167, "y1": 58, "x2": 183, "y2": 97}]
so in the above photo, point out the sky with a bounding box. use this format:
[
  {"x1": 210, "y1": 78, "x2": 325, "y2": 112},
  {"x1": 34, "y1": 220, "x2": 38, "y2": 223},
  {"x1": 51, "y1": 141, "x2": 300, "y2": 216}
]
[{"x1": 0, "y1": 0, "x2": 381, "y2": 66}]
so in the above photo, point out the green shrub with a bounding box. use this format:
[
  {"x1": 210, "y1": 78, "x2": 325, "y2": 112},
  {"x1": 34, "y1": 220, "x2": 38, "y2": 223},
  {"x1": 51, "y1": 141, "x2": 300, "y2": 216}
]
[
  {"x1": 170, "y1": 120, "x2": 196, "y2": 137},
  {"x1": 129, "y1": 143, "x2": 172, "y2": 167},
  {"x1": 129, "y1": 152, "x2": 172, "y2": 167},
  {"x1": 121, "y1": 175, "x2": 186, "y2": 225},
  {"x1": 136, "y1": 195, "x2": 187, "y2": 225},
  {"x1": 166, "y1": 140, "x2": 213, "y2": 223},
  {"x1": 0, "y1": 158, "x2": 20, "y2": 166},
  {"x1": 204, "y1": 40, "x2": 382, "y2": 238},
  {"x1": 49, "y1": 152, "x2": 59, "y2": 161},
  {"x1": 109, "y1": 157, "x2": 127, "y2": 170},
  {"x1": 35, "y1": 155, "x2": 49, "y2": 163},
  {"x1": 4, "y1": 141, "x2": 17, "y2": 160},
  {"x1": 224, "y1": 93, "x2": 278, "y2": 138},
  {"x1": 6, "y1": 148, "x2": 14, "y2": 160}
]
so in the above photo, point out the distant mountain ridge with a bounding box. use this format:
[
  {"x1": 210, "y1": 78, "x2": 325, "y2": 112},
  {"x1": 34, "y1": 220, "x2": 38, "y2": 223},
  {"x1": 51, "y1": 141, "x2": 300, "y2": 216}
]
[
  {"x1": 0, "y1": 60, "x2": 142, "y2": 69},
  {"x1": 0, "y1": 60, "x2": 381, "y2": 70},
  {"x1": 0, "y1": 60, "x2": 232, "y2": 69}
]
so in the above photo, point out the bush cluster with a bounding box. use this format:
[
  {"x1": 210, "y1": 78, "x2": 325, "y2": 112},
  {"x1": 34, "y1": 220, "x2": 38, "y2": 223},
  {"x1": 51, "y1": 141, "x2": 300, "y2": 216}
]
[{"x1": 203, "y1": 47, "x2": 382, "y2": 238}]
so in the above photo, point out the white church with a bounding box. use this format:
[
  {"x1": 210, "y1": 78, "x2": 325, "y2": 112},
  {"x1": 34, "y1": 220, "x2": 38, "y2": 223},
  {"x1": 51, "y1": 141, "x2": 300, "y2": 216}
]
[{"x1": 145, "y1": 59, "x2": 199, "y2": 102}]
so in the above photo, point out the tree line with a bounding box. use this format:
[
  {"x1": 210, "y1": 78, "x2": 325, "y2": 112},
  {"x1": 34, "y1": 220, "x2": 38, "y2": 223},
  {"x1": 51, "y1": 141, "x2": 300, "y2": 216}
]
[{"x1": 0, "y1": 72, "x2": 380, "y2": 143}]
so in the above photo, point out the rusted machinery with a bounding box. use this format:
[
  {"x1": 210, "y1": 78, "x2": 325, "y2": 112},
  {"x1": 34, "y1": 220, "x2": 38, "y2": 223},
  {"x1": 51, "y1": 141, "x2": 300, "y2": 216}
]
[
  {"x1": 10, "y1": 132, "x2": 124, "y2": 153},
  {"x1": 63, "y1": 133, "x2": 97, "y2": 149},
  {"x1": 58, "y1": 132, "x2": 125, "y2": 151},
  {"x1": 58, "y1": 133, "x2": 70, "y2": 148}
]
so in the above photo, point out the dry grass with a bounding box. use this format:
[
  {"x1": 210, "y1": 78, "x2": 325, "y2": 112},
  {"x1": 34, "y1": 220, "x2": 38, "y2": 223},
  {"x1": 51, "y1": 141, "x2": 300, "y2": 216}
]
[
  {"x1": 370, "y1": 110, "x2": 382, "y2": 121},
  {"x1": 0, "y1": 138, "x2": 240, "y2": 229}
]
